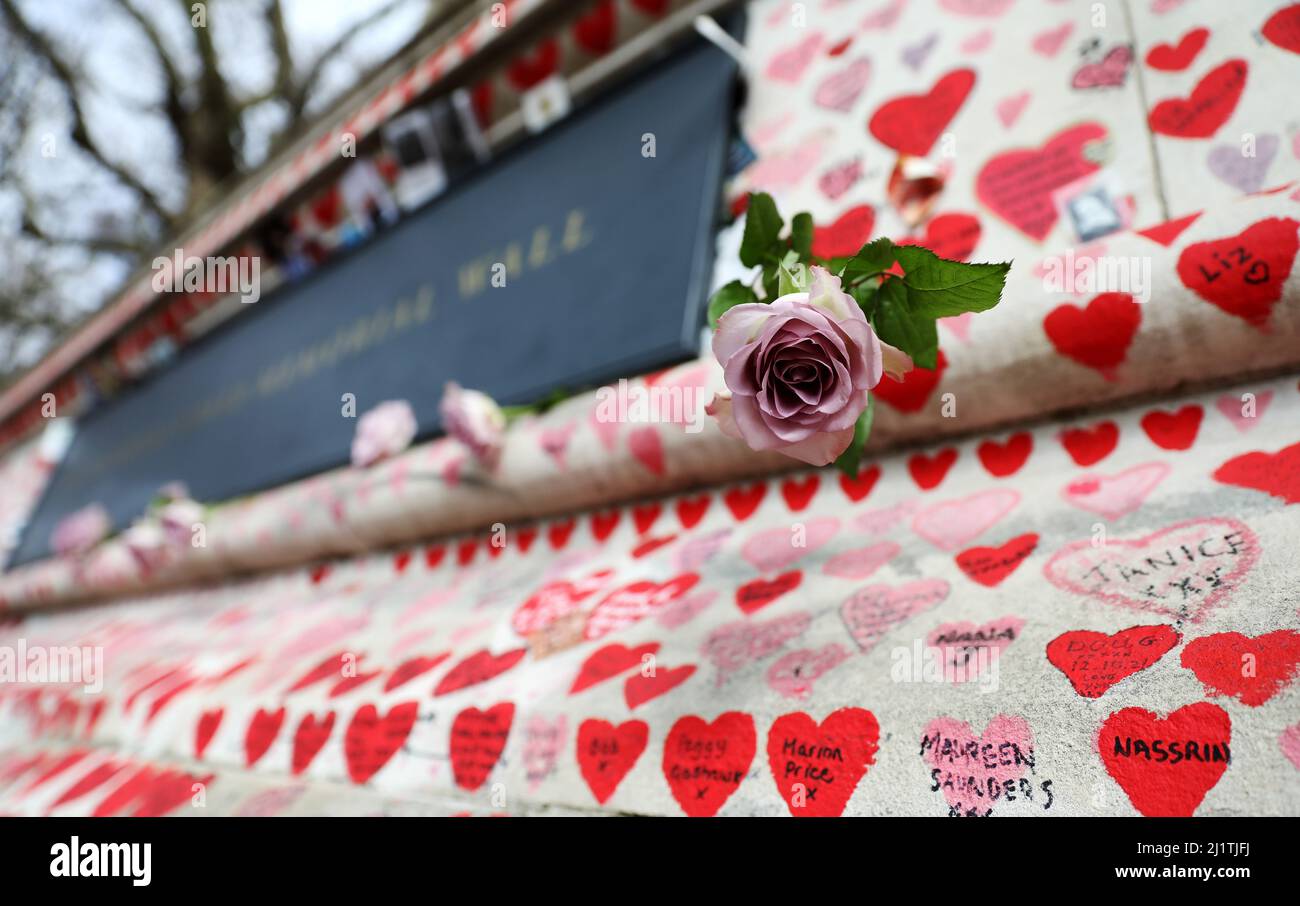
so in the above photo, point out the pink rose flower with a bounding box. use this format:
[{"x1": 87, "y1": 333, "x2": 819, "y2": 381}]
[
  {"x1": 351, "y1": 400, "x2": 418, "y2": 468},
  {"x1": 439, "y1": 382, "x2": 506, "y2": 471},
  {"x1": 51, "y1": 503, "x2": 111, "y2": 557},
  {"x1": 707, "y1": 266, "x2": 912, "y2": 466}
]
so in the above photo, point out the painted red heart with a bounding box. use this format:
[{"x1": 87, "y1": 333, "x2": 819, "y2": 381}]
[
  {"x1": 244, "y1": 707, "x2": 285, "y2": 768},
  {"x1": 662, "y1": 712, "x2": 756, "y2": 817},
  {"x1": 977, "y1": 432, "x2": 1032, "y2": 477},
  {"x1": 384, "y1": 653, "x2": 450, "y2": 692},
  {"x1": 1145, "y1": 27, "x2": 1209, "y2": 71},
  {"x1": 393, "y1": 550, "x2": 413, "y2": 573},
  {"x1": 1140, "y1": 404, "x2": 1202, "y2": 450},
  {"x1": 1148, "y1": 59, "x2": 1247, "y2": 138},
  {"x1": 873, "y1": 349, "x2": 946, "y2": 413},
  {"x1": 506, "y1": 38, "x2": 559, "y2": 91},
  {"x1": 955, "y1": 533, "x2": 1038, "y2": 587},
  {"x1": 573, "y1": 0, "x2": 616, "y2": 56},
  {"x1": 449, "y1": 702, "x2": 514, "y2": 792},
  {"x1": 195, "y1": 708, "x2": 223, "y2": 760},
  {"x1": 309, "y1": 564, "x2": 331, "y2": 585},
  {"x1": 456, "y1": 537, "x2": 478, "y2": 567},
  {"x1": 585, "y1": 574, "x2": 700, "y2": 640},
  {"x1": 868, "y1": 69, "x2": 976, "y2": 156},
  {"x1": 1098, "y1": 703, "x2": 1231, "y2": 816},
  {"x1": 632, "y1": 502, "x2": 663, "y2": 534},
  {"x1": 1213, "y1": 440, "x2": 1300, "y2": 504},
  {"x1": 344, "y1": 701, "x2": 418, "y2": 784},
  {"x1": 570, "y1": 642, "x2": 660, "y2": 694},
  {"x1": 1180, "y1": 630, "x2": 1300, "y2": 707},
  {"x1": 1137, "y1": 211, "x2": 1202, "y2": 247},
  {"x1": 624, "y1": 664, "x2": 697, "y2": 709},
  {"x1": 547, "y1": 517, "x2": 576, "y2": 550},
  {"x1": 632, "y1": 534, "x2": 677, "y2": 558},
  {"x1": 328, "y1": 669, "x2": 382, "y2": 698},
  {"x1": 515, "y1": 525, "x2": 538, "y2": 553},
  {"x1": 724, "y1": 482, "x2": 767, "y2": 521},
  {"x1": 736, "y1": 571, "x2": 803, "y2": 615},
  {"x1": 1060, "y1": 421, "x2": 1119, "y2": 466},
  {"x1": 287, "y1": 652, "x2": 351, "y2": 694},
  {"x1": 292, "y1": 711, "x2": 335, "y2": 776},
  {"x1": 590, "y1": 508, "x2": 621, "y2": 542},
  {"x1": 898, "y1": 212, "x2": 982, "y2": 261},
  {"x1": 434, "y1": 648, "x2": 527, "y2": 696},
  {"x1": 766, "y1": 707, "x2": 879, "y2": 817},
  {"x1": 1263, "y1": 3, "x2": 1300, "y2": 54},
  {"x1": 975, "y1": 122, "x2": 1105, "y2": 240},
  {"x1": 780, "y1": 475, "x2": 819, "y2": 512},
  {"x1": 811, "y1": 204, "x2": 875, "y2": 258},
  {"x1": 1176, "y1": 218, "x2": 1299, "y2": 328},
  {"x1": 1046, "y1": 625, "x2": 1180, "y2": 698},
  {"x1": 576, "y1": 718, "x2": 648, "y2": 804},
  {"x1": 908, "y1": 448, "x2": 957, "y2": 490},
  {"x1": 676, "y1": 494, "x2": 711, "y2": 528},
  {"x1": 424, "y1": 544, "x2": 446, "y2": 569},
  {"x1": 1043, "y1": 293, "x2": 1141, "y2": 379},
  {"x1": 838, "y1": 464, "x2": 880, "y2": 502}
]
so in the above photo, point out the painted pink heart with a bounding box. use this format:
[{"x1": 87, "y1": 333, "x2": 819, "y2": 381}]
[
  {"x1": 814, "y1": 57, "x2": 870, "y2": 112},
  {"x1": 1032, "y1": 22, "x2": 1073, "y2": 57},
  {"x1": 1060, "y1": 462, "x2": 1170, "y2": 520},
  {"x1": 522, "y1": 714, "x2": 567, "y2": 791},
  {"x1": 1214, "y1": 390, "x2": 1273, "y2": 432},
  {"x1": 941, "y1": 312, "x2": 973, "y2": 342},
  {"x1": 1281, "y1": 723, "x2": 1300, "y2": 772},
  {"x1": 823, "y1": 541, "x2": 900, "y2": 580},
  {"x1": 940, "y1": 0, "x2": 1015, "y2": 15},
  {"x1": 588, "y1": 403, "x2": 620, "y2": 451},
  {"x1": 765, "y1": 33, "x2": 825, "y2": 83},
  {"x1": 628, "y1": 426, "x2": 665, "y2": 476},
  {"x1": 920, "y1": 714, "x2": 1036, "y2": 815},
  {"x1": 852, "y1": 501, "x2": 918, "y2": 535},
  {"x1": 1044, "y1": 518, "x2": 1261, "y2": 622},
  {"x1": 926, "y1": 617, "x2": 1025, "y2": 683},
  {"x1": 765, "y1": 643, "x2": 851, "y2": 699},
  {"x1": 912, "y1": 489, "x2": 1019, "y2": 551},
  {"x1": 960, "y1": 28, "x2": 994, "y2": 53},
  {"x1": 656, "y1": 589, "x2": 719, "y2": 629},
  {"x1": 674, "y1": 528, "x2": 731, "y2": 572},
  {"x1": 741, "y1": 517, "x2": 839, "y2": 572},
  {"x1": 538, "y1": 422, "x2": 577, "y2": 469},
  {"x1": 840, "y1": 580, "x2": 950, "y2": 653},
  {"x1": 701, "y1": 612, "x2": 812, "y2": 683},
  {"x1": 996, "y1": 92, "x2": 1030, "y2": 128}
]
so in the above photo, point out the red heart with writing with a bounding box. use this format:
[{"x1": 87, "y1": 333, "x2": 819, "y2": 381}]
[
  {"x1": 1060, "y1": 421, "x2": 1119, "y2": 466},
  {"x1": 292, "y1": 711, "x2": 335, "y2": 776},
  {"x1": 899, "y1": 212, "x2": 982, "y2": 261},
  {"x1": 245, "y1": 707, "x2": 285, "y2": 768},
  {"x1": 1046, "y1": 625, "x2": 1180, "y2": 698},
  {"x1": 344, "y1": 701, "x2": 418, "y2": 784},
  {"x1": 1263, "y1": 3, "x2": 1300, "y2": 54},
  {"x1": 868, "y1": 69, "x2": 976, "y2": 156},
  {"x1": 724, "y1": 482, "x2": 768, "y2": 521},
  {"x1": 1213, "y1": 440, "x2": 1300, "y2": 504},
  {"x1": 908, "y1": 448, "x2": 957, "y2": 490},
  {"x1": 384, "y1": 652, "x2": 450, "y2": 692},
  {"x1": 1176, "y1": 218, "x2": 1299, "y2": 328},
  {"x1": 624, "y1": 664, "x2": 697, "y2": 709},
  {"x1": 1043, "y1": 293, "x2": 1141, "y2": 379},
  {"x1": 449, "y1": 702, "x2": 515, "y2": 792},
  {"x1": 676, "y1": 493, "x2": 711, "y2": 528},
  {"x1": 434, "y1": 648, "x2": 527, "y2": 696},
  {"x1": 736, "y1": 571, "x2": 803, "y2": 615},
  {"x1": 570, "y1": 642, "x2": 660, "y2": 694},
  {"x1": 811, "y1": 204, "x2": 875, "y2": 258},
  {"x1": 662, "y1": 712, "x2": 756, "y2": 817},
  {"x1": 976, "y1": 122, "x2": 1106, "y2": 240},
  {"x1": 585, "y1": 574, "x2": 700, "y2": 640},
  {"x1": 512, "y1": 571, "x2": 613, "y2": 636},
  {"x1": 781, "y1": 475, "x2": 820, "y2": 512},
  {"x1": 576, "y1": 718, "x2": 648, "y2": 804},
  {"x1": 1098, "y1": 703, "x2": 1231, "y2": 816},
  {"x1": 195, "y1": 709, "x2": 223, "y2": 760},
  {"x1": 1148, "y1": 59, "x2": 1247, "y2": 138},
  {"x1": 1140, "y1": 404, "x2": 1202, "y2": 450},
  {"x1": 766, "y1": 707, "x2": 880, "y2": 817},
  {"x1": 1145, "y1": 27, "x2": 1209, "y2": 71},
  {"x1": 977, "y1": 432, "x2": 1032, "y2": 477},
  {"x1": 873, "y1": 349, "x2": 946, "y2": 413},
  {"x1": 838, "y1": 464, "x2": 880, "y2": 502},
  {"x1": 955, "y1": 533, "x2": 1038, "y2": 587},
  {"x1": 1180, "y1": 630, "x2": 1300, "y2": 707},
  {"x1": 507, "y1": 39, "x2": 559, "y2": 92}
]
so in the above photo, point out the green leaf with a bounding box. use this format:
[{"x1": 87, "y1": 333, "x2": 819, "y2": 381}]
[
  {"x1": 777, "y1": 251, "x2": 809, "y2": 296},
  {"x1": 790, "y1": 212, "x2": 813, "y2": 260},
  {"x1": 893, "y1": 245, "x2": 1011, "y2": 318},
  {"x1": 707, "y1": 280, "x2": 760, "y2": 328},
  {"x1": 847, "y1": 280, "x2": 879, "y2": 322},
  {"x1": 839, "y1": 237, "x2": 898, "y2": 285},
  {"x1": 874, "y1": 278, "x2": 938, "y2": 370},
  {"x1": 740, "y1": 192, "x2": 784, "y2": 268},
  {"x1": 833, "y1": 395, "x2": 875, "y2": 479}
]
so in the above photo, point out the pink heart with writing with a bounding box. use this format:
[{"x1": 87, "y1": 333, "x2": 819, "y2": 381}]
[
  {"x1": 926, "y1": 616, "x2": 1025, "y2": 682},
  {"x1": 701, "y1": 612, "x2": 812, "y2": 682},
  {"x1": 1214, "y1": 390, "x2": 1272, "y2": 432},
  {"x1": 840, "y1": 579, "x2": 950, "y2": 653},
  {"x1": 921, "y1": 714, "x2": 1035, "y2": 814},
  {"x1": 823, "y1": 541, "x2": 900, "y2": 579},
  {"x1": 523, "y1": 714, "x2": 567, "y2": 792},
  {"x1": 1061, "y1": 462, "x2": 1170, "y2": 521},
  {"x1": 913, "y1": 489, "x2": 1019, "y2": 551},
  {"x1": 674, "y1": 528, "x2": 732, "y2": 572},
  {"x1": 656, "y1": 589, "x2": 719, "y2": 629},
  {"x1": 765, "y1": 643, "x2": 851, "y2": 699},
  {"x1": 742, "y1": 517, "x2": 840, "y2": 572},
  {"x1": 814, "y1": 57, "x2": 870, "y2": 112},
  {"x1": 765, "y1": 33, "x2": 825, "y2": 83}
]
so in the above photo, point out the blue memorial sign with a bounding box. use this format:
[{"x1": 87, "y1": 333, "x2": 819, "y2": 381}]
[{"x1": 10, "y1": 40, "x2": 735, "y2": 566}]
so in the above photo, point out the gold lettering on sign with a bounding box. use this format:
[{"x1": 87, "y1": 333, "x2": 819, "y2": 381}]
[{"x1": 457, "y1": 208, "x2": 594, "y2": 300}]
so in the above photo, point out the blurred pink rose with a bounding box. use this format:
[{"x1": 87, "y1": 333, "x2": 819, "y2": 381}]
[
  {"x1": 51, "y1": 504, "x2": 111, "y2": 557},
  {"x1": 351, "y1": 400, "x2": 417, "y2": 468},
  {"x1": 440, "y1": 382, "x2": 506, "y2": 471},
  {"x1": 707, "y1": 266, "x2": 911, "y2": 466},
  {"x1": 159, "y1": 498, "x2": 205, "y2": 547}
]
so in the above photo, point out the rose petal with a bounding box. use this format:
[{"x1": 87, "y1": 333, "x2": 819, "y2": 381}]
[{"x1": 778, "y1": 426, "x2": 858, "y2": 466}]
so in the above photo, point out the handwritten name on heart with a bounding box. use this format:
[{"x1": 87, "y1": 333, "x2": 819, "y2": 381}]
[
  {"x1": 1046, "y1": 625, "x2": 1181, "y2": 697},
  {"x1": 702, "y1": 612, "x2": 812, "y2": 680},
  {"x1": 956, "y1": 533, "x2": 1038, "y2": 587},
  {"x1": 585, "y1": 573, "x2": 701, "y2": 640},
  {"x1": 765, "y1": 644, "x2": 850, "y2": 700},
  {"x1": 1044, "y1": 518, "x2": 1261, "y2": 622},
  {"x1": 577, "y1": 719, "x2": 648, "y2": 804},
  {"x1": 1180, "y1": 630, "x2": 1300, "y2": 707},
  {"x1": 735, "y1": 571, "x2": 803, "y2": 615},
  {"x1": 841, "y1": 579, "x2": 950, "y2": 652},
  {"x1": 1148, "y1": 60, "x2": 1247, "y2": 138},
  {"x1": 926, "y1": 617, "x2": 1024, "y2": 682},
  {"x1": 449, "y1": 702, "x2": 515, "y2": 792},
  {"x1": 662, "y1": 712, "x2": 756, "y2": 817},
  {"x1": 1176, "y1": 218, "x2": 1299, "y2": 328},
  {"x1": 920, "y1": 715, "x2": 1038, "y2": 816},
  {"x1": 976, "y1": 122, "x2": 1106, "y2": 241},
  {"x1": 344, "y1": 701, "x2": 418, "y2": 784},
  {"x1": 434, "y1": 648, "x2": 528, "y2": 696},
  {"x1": 1098, "y1": 703, "x2": 1230, "y2": 816},
  {"x1": 570, "y1": 642, "x2": 659, "y2": 694},
  {"x1": 766, "y1": 708, "x2": 879, "y2": 817}
]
